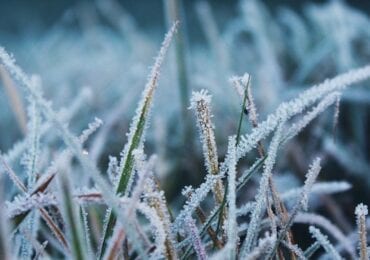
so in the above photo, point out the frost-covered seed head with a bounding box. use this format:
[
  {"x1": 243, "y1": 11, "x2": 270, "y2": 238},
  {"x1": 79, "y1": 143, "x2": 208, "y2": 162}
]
[{"x1": 190, "y1": 89, "x2": 224, "y2": 204}]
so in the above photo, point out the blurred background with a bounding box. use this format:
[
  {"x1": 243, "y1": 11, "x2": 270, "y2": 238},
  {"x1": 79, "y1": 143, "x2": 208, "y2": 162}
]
[{"x1": 1, "y1": 0, "x2": 370, "y2": 34}]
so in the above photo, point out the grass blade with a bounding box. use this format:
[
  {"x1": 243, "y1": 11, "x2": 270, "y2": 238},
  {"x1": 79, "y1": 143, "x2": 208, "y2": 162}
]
[
  {"x1": 303, "y1": 241, "x2": 320, "y2": 258},
  {"x1": 58, "y1": 168, "x2": 86, "y2": 260},
  {"x1": 97, "y1": 22, "x2": 178, "y2": 258}
]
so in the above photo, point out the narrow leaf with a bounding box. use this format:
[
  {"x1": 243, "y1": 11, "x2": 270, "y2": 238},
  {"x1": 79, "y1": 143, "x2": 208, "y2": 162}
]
[
  {"x1": 58, "y1": 169, "x2": 86, "y2": 260},
  {"x1": 98, "y1": 21, "x2": 178, "y2": 258}
]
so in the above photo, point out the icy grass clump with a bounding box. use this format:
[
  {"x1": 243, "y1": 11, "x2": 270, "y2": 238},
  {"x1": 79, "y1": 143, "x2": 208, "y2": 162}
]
[{"x1": 0, "y1": 0, "x2": 370, "y2": 259}]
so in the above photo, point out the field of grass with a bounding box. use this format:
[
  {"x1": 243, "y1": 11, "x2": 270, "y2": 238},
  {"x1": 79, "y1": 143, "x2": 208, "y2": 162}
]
[{"x1": 0, "y1": 0, "x2": 370, "y2": 259}]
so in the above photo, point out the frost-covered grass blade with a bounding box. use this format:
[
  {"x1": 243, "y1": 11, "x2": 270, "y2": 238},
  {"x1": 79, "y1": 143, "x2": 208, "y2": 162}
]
[{"x1": 97, "y1": 22, "x2": 178, "y2": 258}]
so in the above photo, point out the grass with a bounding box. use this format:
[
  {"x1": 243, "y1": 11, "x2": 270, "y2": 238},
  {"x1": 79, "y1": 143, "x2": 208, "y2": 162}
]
[{"x1": 0, "y1": 0, "x2": 370, "y2": 259}]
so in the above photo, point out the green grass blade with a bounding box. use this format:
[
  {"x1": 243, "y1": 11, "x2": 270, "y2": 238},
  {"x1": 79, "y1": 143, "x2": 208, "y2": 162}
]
[
  {"x1": 58, "y1": 171, "x2": 85, "y2": 260},
  {"x1": 97, "y1": 22, "x2": 178, "y2": 259}
]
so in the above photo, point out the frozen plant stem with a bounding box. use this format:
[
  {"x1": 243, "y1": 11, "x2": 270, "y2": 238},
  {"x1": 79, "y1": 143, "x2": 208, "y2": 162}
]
[
  {"x1": 183, "y1": 189, "x2": 223, "y2": 251},
  {"x1": 190, "y1": 90, "x2": 224, "y2": 204},
  {"x1": 225, "y1": 136, "x2": 238, "y2": 259},
  {"x1": 148, "y1": 192, "x2": 179, "y2": 259},
  {"x1": 355, "y1": 203, "x2": 368, "y2": 260},
  {"x1": 268, "y1": 158, "x2": 322, "y2": 259},
  {"x1": 186, "y1": 215, "x2": 207, "y2": 260},
  {"x1": 309, "y1": 226, "x2": 341, "y2": 260}
]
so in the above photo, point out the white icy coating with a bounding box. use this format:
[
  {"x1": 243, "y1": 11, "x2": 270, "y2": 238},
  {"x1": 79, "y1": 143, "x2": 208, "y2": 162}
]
[
  {"x1": 237, "y1": 65, "x2": 370, "y2": 160},
  {"x1": 309, "y1": 226, "x2": 342, "y2": 260},
  {"x1": 118, "y1": 22, "x2": 178, "y2": 194},
  {"x1": 240, "y1": 123, "x2": 283, "y2": 256},
  {"x1": 301, "y1": 158, "x2": 322, "y2": 211},
  {"x1": 185, "y1": 215, "x2": 207, "y2": 260},
  {"x1": 280, "y1": 181, "x2": 351, "y2": 201},
  {"x1": 189, "y1": 89, "x2": 217, "y2": 175},
  {"x1": 225, "y1": 136, "x2": 238, "y2": 258},
  {"x1": 6, "y1": 193, "x2": 58, "y2": 218},
  {"x1": 79, "y1": 117, "x2": 103, "y2": 144},
  {"x1": 355, "y1": 203, "x2": 368, "y2": 260}
]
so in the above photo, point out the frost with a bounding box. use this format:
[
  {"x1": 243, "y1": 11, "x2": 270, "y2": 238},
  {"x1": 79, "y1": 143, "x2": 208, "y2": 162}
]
[
  {"x1": 181, "y1": 185, "x2": 194, "y2": 197},
  {"x1": 172, "y1": 171, "x2": 224, "y2": 234},
  {"x1": 245, "y1": 234, "x2": 276, "y2": 260},
  {"x1": 3, "y1": 87, "x2": 91, "y2": 165},
  {"x1": 355, "y1": 203, "x2": 368, "y2": 260},
  {"x1": 0, "y1": 1, "x2": 370, "y2": 258},
  {"x1": 185, "y1": 215, "x2": 207, "y2": 260},
  {"x1": 301, "y1": 158, "x2": 322, "y2": 211},
  {"x1": 136, "y1": 203, "x2": 167, "y2": 259},
  {"x1": 355, "y1": 203, "x2": 369, "y2": 217},
  {"x1": 107, "y1": 156, "x2": 119, "y2": 185},
  {"x1": 240, "y1": 123, "x2": 283, "y2": 256},
  {"x1": 309, "y1": 226, "x2": 342, "y2": 260},
  {"x1": 190, "y1": 89, "x2": 224, "y2": 204},
  {"x1": 225, "y1": 136, "x2": 238, "y2": 258},
  {"x1": 281, "y1": 241, "x2": 306, "y2": 260},
  {"x1": 6, "y1": 193, "x2": 58, "y2": 219},
  {"x1": 283, "y1": 92, "x2": 340, "y2": 143},
  {"x1": 79, "y1": 117, "x2": 103, "y2": 144},
  {"x1": 237, "y1": 65, "x2": 370, "y2": 160},
  {"x1": 237, "y1": 202, "x2": 255, "y2": 217},
  {"x1": 280, "y1": 181, "x2": 351, "y2": 201}
]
